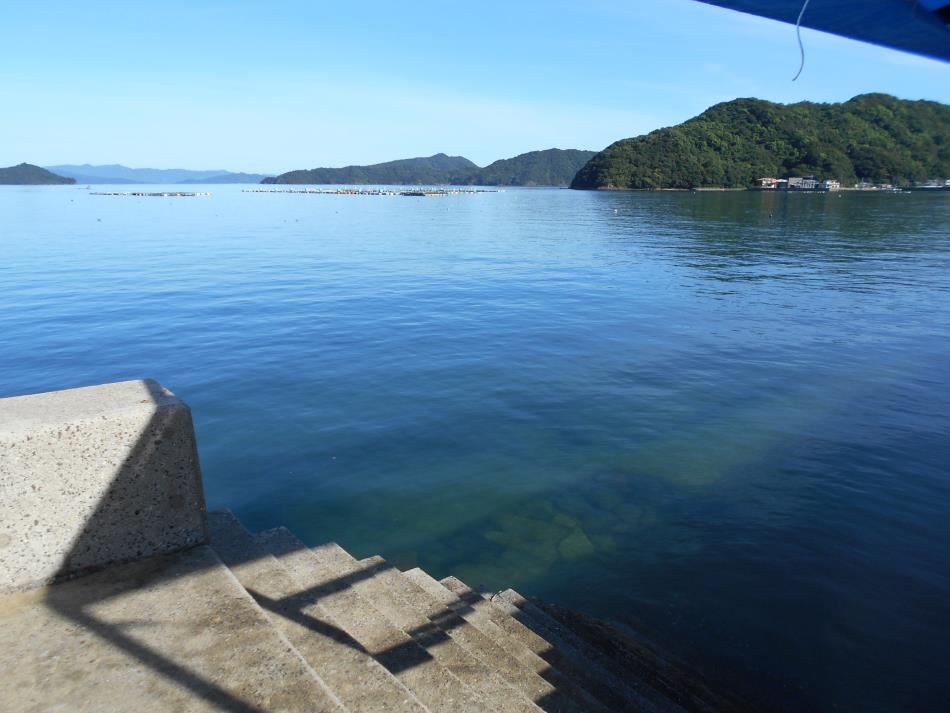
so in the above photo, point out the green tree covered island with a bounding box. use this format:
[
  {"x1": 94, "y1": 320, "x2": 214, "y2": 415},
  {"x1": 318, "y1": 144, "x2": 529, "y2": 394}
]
[
  {"x1": 0, "y1": 163, "x2": 76, "y2": 185},
  {"x1": 467, "y1": 149, "x2": 597, "y2": 186},
  {"x1": 264, "y1": 149, "x2": 596, "y2": 186},
  {"x1": 571, "y1": 94, "x2": 950, "y2": 190}
]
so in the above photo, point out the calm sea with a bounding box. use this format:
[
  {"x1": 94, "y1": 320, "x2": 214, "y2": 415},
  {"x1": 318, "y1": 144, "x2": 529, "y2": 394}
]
[{"x1": 2, "y1": 185, "x2": 949, "y2": 712}]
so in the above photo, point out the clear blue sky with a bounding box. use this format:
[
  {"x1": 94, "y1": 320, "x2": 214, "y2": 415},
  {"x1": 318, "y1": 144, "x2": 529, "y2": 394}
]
[{"x1": 2, "y1": 0, "x2": 948, "y2": 173}]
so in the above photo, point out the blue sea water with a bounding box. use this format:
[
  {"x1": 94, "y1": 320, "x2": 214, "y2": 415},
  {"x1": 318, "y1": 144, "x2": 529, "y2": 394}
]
[{"x1": 2, "y1": 185, "x2": 949, "y2": 712}]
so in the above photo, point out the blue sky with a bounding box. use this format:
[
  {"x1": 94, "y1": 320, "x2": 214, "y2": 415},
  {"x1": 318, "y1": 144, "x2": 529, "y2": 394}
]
[{"x1": 2, "y1": 0, "x2": 948, "y2": 172}]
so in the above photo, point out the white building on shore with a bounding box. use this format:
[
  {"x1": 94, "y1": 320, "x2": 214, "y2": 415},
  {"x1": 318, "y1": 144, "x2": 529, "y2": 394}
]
[
  {"x1": 787, "y1": 176, "x2": 819, "y2": 191},
  {"x1": 756, "y1": 175, "x2": 843, "y2": 191}
]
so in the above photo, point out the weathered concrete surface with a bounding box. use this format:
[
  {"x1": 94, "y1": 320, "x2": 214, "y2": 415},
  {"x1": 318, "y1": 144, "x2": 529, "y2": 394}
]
[
  {"x1": 0, "y1": 545, "x2": 345, "y2": 713},
  {"x1": 0, "y1": 379, "x2": 208, "y2": 592}
]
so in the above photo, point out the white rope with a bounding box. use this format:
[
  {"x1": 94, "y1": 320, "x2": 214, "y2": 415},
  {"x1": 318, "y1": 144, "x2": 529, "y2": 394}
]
[{"x1": 792, "y1": 0, "x2": 812, "y2": 81}]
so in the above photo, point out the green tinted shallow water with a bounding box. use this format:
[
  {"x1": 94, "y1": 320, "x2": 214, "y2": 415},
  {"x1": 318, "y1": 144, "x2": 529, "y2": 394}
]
[{"x1": 2, "y1": 186, "x2": 949, "y2": 711}]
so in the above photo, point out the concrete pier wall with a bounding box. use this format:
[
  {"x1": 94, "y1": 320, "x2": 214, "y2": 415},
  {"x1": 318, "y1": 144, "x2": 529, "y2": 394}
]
[{"x1": 0, "y1": 379, "x2": 208, "y2": 592}]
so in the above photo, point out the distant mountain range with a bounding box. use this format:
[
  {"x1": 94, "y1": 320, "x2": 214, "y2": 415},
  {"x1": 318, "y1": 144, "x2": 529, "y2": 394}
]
[
  {"x1": 44, "y1": 164, "x2": 271, "y2": 184},
  {"x1": 186, "y1": 172, "x2": 275, "y2": 184},
  {"x1": 263, "y1": 149, "x2": 597, "y2": 187},
  {"x1": 0, "y1": 163, "x2": 75, "y2": 185},
  {"x1": 24, "y1": 95, "x2": 943, "y2": 194},
  {"x1": 5, "y1": 151, "x2": 597, "y2": 188},
  {"x1": 571, "y1": 94, "x2": 950, "y2": 190}
]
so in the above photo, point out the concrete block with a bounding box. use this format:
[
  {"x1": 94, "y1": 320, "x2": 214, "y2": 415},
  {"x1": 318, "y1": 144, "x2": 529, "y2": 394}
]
[{"x1": 0, "y1": 379, "x2": 208, "y2": 592}]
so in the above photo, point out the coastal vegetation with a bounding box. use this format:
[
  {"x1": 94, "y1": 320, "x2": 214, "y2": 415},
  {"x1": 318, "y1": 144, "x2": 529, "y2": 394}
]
[
  {"x1": 264, "y1": 149, "x2": 596, "y2": 187},
  {"x1": 265, "y1": 153, "x2": 478, "y2": 185},
  {"x1": 458, "y1": 149, "x2": 597, "y2": 186},
  {"x1": 0, "y1": 163, "x2": 75, "y2": 185},
  {"x1": 571, "y1": 94, "x2": 950, "y2": 190}
]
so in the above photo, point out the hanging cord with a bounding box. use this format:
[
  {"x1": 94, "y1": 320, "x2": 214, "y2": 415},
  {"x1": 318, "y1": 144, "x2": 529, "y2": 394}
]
[{"x1": 792, "y1": 0, "x2": 812, "y2": 81}]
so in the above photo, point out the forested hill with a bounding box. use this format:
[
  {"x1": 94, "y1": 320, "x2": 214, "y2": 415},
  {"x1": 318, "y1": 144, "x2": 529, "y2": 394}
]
[
  {"x1": 0, "y1": 163, "x2": 76, "y2": 185},
  {"x1": 263, "y1": 154, "x2": 478, "y2": 185},
  {"x1": 571, "y1": 94, "x2": 950, "y2": 190},
  {"x1": 459, "y1": 149, "x2": 596, "y2": 186},
  {"x1": 264, "y1": 149, "x2": 596, "y2": 186}
]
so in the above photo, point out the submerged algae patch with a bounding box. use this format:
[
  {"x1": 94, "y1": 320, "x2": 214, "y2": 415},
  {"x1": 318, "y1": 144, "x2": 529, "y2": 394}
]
[
  {"x1": 553, "y1": 512, "x2": 582, "y2": 529},
  {"x1": 559, "y1": 528, "x2": 596, "y2": 559},
  {"x1": 482, "y1": 505, "x2": 600, "y2": 567},
  {"x1": 619, "y1": 377, "x2": 851, "y2": 489}
]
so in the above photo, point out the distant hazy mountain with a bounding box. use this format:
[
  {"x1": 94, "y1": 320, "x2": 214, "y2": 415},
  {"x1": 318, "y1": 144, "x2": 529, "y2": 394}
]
[
  {"x1": 264, "y1": 149, "x2": 596, "y2": 186},
  {"x1": 46, "y1": 164, "x2": 268, "y2": 184},
  {"x1": 0, "y1": 163, "x2": 75, "y2": 185},
  {"x1": 55, "y1": 173, "x2": 140, "y2": 185},
  {"x1": 263, "y1": 154, "x2": 479, "y2": 185},
  {"x1": 184, "y1": 172, "x2": 272, "y2": 184}
]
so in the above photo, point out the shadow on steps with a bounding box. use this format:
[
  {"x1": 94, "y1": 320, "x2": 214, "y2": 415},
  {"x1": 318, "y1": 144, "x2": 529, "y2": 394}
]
[{"x1": 23, "y1": 488, "x2": 756, "y2": 713}]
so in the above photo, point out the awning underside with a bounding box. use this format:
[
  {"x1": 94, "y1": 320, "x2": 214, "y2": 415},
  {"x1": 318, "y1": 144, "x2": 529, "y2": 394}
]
[{"x1": 695, "y1": 0, "x2": 950, "y2": 62}]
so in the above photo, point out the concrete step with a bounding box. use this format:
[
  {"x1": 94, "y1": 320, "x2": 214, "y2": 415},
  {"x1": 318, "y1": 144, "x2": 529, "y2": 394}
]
[
  {"x1": 404, "y1": 568, "x2": 555, "y2": 672},
  {"x1": 492, "y1": 588, "x2": 685, "y2": 713},
  {"x1": 257, "y1": 527, "x2": 487, "y2": 713},
  {"x1": 322, "y1": 547, "x2": 545, "y2": 713},
  {"x1": 207, "y1": 511, "x2": 427, "y2": 713},
  {"x1": 440, "y1": 577, "x2": 662, "y2": 713},
  {"x1": 0, "y1": 544, "x2": 346, "y2": 713},
  {"x1": 534, "y1": 599, "x2": 748, "y2": 713},
  {"x1": 403, "y1": 568, "x2": 612, "y2": 713}
]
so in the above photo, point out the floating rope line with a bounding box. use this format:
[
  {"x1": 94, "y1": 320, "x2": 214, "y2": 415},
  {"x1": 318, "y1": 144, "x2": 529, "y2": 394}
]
[{"x1": 792, "y1": 0, "x2": 812, "y2": 81}]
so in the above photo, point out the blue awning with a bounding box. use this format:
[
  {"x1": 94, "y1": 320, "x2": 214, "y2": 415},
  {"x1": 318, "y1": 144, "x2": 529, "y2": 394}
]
[{"x1": 695, "y1": 0, "x2": 950, "y2": 62}]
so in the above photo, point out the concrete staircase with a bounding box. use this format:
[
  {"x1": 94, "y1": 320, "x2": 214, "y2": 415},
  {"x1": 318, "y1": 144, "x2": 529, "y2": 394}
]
[
  {"x1": 0, "y1": 509, "x2": 743, "y2": 713},
  {"x1": 1, "y1": 379, "x2": 746, "y2": 713}
]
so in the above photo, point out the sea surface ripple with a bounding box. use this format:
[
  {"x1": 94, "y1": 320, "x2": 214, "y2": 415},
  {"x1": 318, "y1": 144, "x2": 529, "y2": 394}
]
[{"x1": 2, "y1": 185, "x2": 949, "y2": 712}]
